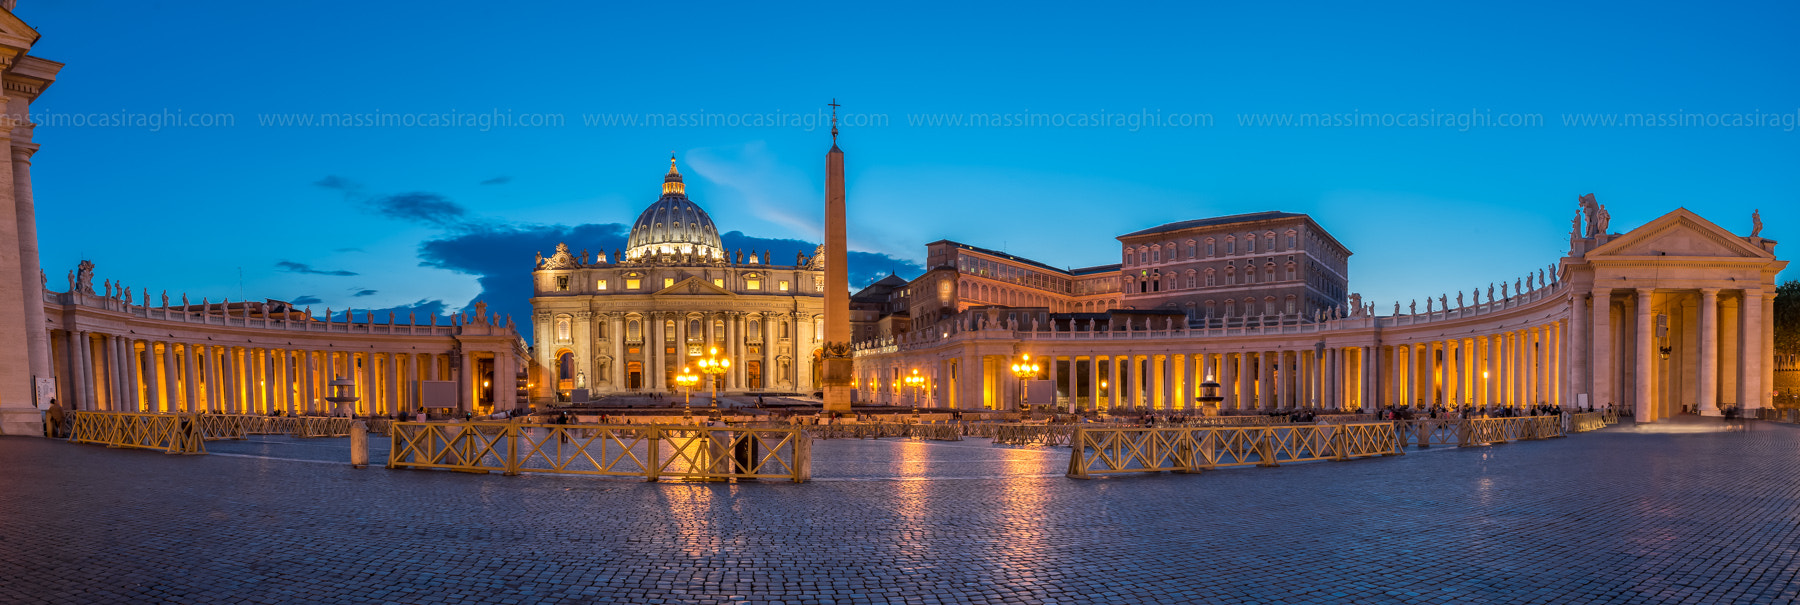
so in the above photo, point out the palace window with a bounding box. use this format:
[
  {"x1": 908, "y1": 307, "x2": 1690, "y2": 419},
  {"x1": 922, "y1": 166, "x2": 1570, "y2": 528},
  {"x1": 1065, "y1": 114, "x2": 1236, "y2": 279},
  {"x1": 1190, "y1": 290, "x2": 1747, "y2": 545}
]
[
  {"x1": 1265, "y1": 298, "x2": 1276, "y2": 315},
  {"x1": 1265, "y1": 233, "x2": 1275, "y2": 250},
  {"x1": 1286, "y1": 231, "x2": 1297, "y2": 249},
  {"x1": 597, "y1": 279, "x2": 608, "y2": 290},
  {"x1": 1185, "y1": 272, "x2": 1196, "y2": 289},
  {"x1": 626, "y1": 278, "x2": 641, "y2": 289},
  {"x1": 779, "y1": 280, "x2": 790, "y2": 292},
  {"x1": 713, "y1": 278, "x2": 725, "y2": 288},
  {"x1": 1138, "y1": 250, "x2": 1148, "y2": 264},
  {"x1": 1206, "y1": 239, "x2": 1216, "y2": 256},
  {"x1": 1286, "y1": 296, "x2": 1297, "y2": 314},
  {"x1": 1151, "y1": 248, "x2": 1160, "y2": 263},
  {"x1": 1205, "y1": 270, "x2": 1215, "y2": 287},
  {"x1": 1225, "y1": 237, "x2": 1235, "y2": 254},
  {"x1": 1225, "y1": 267, "x2": 1235, "y2": 284},
  {"x1": 1285, "y1": 263, "x2": 1297, "y2": 281},
  {"x1": 1185, "y1": 242, "x2": 1195, "y2": 258},
  {"x1": 663, "y1": 278, "x2": 674, "y2": 288},
  {"x1": 746, "y1": 279, "x2": 761, "y2": 290},
  {"x1": 556, "y1": 276, "x2": 569, "y2": 291},
  {"x1": 1246, "y1": 236, "x2": 1255, "y2": 253},
  {"x1": 1266, "y1": 264, "x2": 1276, "y2": 282},
  {"x1": 1205, "y1": 300, "x2": 1216, "y2": 316}
]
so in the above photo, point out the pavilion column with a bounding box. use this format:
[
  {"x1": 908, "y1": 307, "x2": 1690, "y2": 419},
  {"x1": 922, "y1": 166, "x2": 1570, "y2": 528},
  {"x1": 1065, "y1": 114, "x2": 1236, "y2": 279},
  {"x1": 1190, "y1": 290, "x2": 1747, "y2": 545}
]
[
  {"x1": 162, "y1": 342, "x2": 181, "y2": 413},
  {"x1": 301, "y1": 350, "x2": 315, "y2": 414},
  {"x1": 59, "y1": 331, "x2": 84, "y2": 411},
  {"x1": 1084, "y1": 355, "x2": 1098, "y2": 411},
  {"x1": 1364, "y1": 345, "x2": 1377, "y2": 412},
  {"x1": 1699, "y1": 288, "x2": 1720, "y2": 416},
  {"x1": 99, "y1": 334, "x2": 117, "y2": 410},
  {"x1": 268, "y1": 349, "x2": 282, "y2": 415},
  {"x1": 183, "y1": 344, "x2": 199, "y2": 413},
  {"x1": 1738, "y1": 289, "x2": 1765, "y2": 415},
  {"x1": 201, "y1": 345, "x2": 216, "y2": 412},
  {"x1": 675, "y1": 313, "x2": 688, "y2": 379},
  {"x1": 1634, "y1": 289, "x2": 1655, "y2": 420},
  {"x1": 458, "y1": 350, "x2": 473, "y2": 413},
  {"x1": 388, "y1": 352, "x2": 401, "y2": 415},
  {"x1": 79, "y1": 332, "x2": 99, "y2": 411},
  {"x1": 1234, "y1": 352, "x2": 1249, "y2": 411},
  {"x1": 1591, "y1": 288, "x2": 1614, "y2": 412},
  {"x1": 1538, "y1": 326, "x2": 1550, "y2": 407},
  {"x1": 1762, "y1": 289, "x2": 1776, "y2": 413},
  {"x1": 123, "y1": 339, "x2": 141, "y2": 412}
]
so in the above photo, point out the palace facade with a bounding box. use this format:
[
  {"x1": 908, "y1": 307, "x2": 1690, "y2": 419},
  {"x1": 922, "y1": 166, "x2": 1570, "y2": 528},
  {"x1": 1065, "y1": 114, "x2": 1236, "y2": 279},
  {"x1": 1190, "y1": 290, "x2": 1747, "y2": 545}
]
[
  {"x1": 528, "y1": 158, "x2": 826, "y2": 400},
  {"x1": 852, "y1": 203, "x2": 1784, "y2": 422}
]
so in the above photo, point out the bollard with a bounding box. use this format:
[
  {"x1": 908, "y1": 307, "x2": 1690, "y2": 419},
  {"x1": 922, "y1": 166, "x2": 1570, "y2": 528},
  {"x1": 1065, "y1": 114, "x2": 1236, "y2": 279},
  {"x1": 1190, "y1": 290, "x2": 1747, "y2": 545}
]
[{"x1": 350, "y1": 420, "x2": 369, "y2": 468}]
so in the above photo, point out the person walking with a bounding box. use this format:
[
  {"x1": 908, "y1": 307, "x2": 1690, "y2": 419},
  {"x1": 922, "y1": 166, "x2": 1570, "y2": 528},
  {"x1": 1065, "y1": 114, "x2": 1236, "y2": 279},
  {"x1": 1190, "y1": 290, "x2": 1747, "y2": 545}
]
[{"x1": 44, "y1": 399, "x2": 64, "y2": 439}]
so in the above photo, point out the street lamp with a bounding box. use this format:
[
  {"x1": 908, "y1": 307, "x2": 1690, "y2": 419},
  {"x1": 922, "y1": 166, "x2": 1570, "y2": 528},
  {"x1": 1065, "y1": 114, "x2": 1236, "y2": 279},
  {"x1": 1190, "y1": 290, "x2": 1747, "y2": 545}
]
[
  {"x1": 675, "y1": 367, "x2": 699, "y2": 418},
  {"x1": 696, "y1": 346, "x2": 730, "y2": 417},
  {"x1": 1010, "y1": 353, "x2": 1040, "y2": 414},
  {"x1": 903, "y1": 368, "x2": 927, "y2": 414}
]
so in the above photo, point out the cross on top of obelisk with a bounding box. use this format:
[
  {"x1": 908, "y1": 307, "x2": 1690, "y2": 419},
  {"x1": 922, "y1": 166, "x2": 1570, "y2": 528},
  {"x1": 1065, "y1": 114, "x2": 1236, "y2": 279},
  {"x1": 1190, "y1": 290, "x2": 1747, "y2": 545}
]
[{"x1": 829, "y1": 98, "x2": 840, "y2": 143}]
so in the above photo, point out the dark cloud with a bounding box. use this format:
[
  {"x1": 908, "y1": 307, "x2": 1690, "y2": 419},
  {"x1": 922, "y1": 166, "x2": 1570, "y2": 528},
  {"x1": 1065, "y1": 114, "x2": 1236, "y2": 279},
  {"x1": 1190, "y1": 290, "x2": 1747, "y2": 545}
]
[
  {"x1": 313, "y1": 175, "x2": 360, "y2": 192},
  {"x1": 352, "y1": 289, "x2": 378, "y2": 297},
  {"x1": 291, "y1": 295, "x2": 323, "y2": 305},
  {"x1": 480, "y1": 176, "x2": 512, "y2": 186},
  {"x1": 416, "y1": 224, "x2": 924, "y2": 345},
  {"x1": 371, "y1": 192, "x2": 466, "y2": 226},
  {"x1": 276, "y1": 260, "x2": 359, "y2": 276},
  {"x1": 333, "y1": 247, "x2": 365, "y2": 253}
]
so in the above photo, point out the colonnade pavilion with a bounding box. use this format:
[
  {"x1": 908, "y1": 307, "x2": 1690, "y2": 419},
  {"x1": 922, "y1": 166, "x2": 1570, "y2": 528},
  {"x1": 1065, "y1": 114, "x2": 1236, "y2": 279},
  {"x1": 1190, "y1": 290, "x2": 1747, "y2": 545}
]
[{"x1": 852, "y1": 204, "x2": 1784, "y2": 422}]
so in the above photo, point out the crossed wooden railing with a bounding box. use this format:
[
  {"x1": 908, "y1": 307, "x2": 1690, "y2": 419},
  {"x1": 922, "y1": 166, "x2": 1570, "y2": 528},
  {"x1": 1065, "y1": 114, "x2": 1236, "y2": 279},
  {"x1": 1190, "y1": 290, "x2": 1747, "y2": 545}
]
[
  {"x1": 387, "y1": 422, "x2": 810, "y2": 483},
  {"x1": 1393, "y1": 416, "x2": 1567, "y2": 447},
  {"x1": 67, "y1": 411, "x2": 207, "y2": 455},
  {"x1": 1565, "y1": 412, "x2": 1607, "y2": 433},
  {"x1": 991, "y1": 423, "x2": 1077, "y2": 446},
  {"x1": 1067, "y1": 422, "x2": 1402, "y2": 478},
  {"x1": 804, "y1": 422, "x2": 910, "y2": 440}
]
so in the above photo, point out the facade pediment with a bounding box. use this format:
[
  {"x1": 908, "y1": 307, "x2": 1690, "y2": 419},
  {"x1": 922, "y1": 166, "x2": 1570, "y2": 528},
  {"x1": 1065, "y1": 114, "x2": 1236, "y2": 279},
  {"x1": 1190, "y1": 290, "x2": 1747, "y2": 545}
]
[
  {"x1": 0, "y1": 9, "x2": 40, "y2": 53},
  {"x1": 651, "y1": 276, "x2": 737, "y2": 297},
  {"x1": 1587, "y1": 208, "x2": 1769, "y2": 260}
]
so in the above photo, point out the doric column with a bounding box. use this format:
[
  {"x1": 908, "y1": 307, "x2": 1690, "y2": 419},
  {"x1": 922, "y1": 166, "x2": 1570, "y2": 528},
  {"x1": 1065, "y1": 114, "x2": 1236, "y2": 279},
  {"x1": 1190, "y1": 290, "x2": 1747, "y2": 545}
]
[
  {"x1": 163, "y1": 342, "x2": 181, "y2": 413},
  {"x1": 13, "y1": 147, "x2": 54, "y2": 409},
  {"x1": 1634, "y1": 288, "x2": 1655, "y2": 420},
  {"x1": 1760, "y1": 288, "x2": 1774, "y2": 413},
  {"x1": 387, "y1": 352, "x2": 401, "y2": 415},
  {"x1": 761, "y1": 315, "x2": 775, "y2": 390},
  {"x1": 123, "y1": 338, "x2": 141, "y2": 412},
  {"x1": 222, "y1": 347, "x2": 238, "y2": 413},
  {"x1": 183, "y1": 343, "x2": 199, "y2": 413},
  {"x1": 1739, "y1": 289, "x2": 1765, "y2": 415},
  {"x1": 77, "y1": 331, "x2": 98, "y2": 410},
  {"x1": 612, "y1": 315, "x2": 627, "y2": 390},
  {"x1": 1590, "y1": 288, "x2": 1613, "y2": 412},
  {"x1": 1697, "y1": 288, "x2": 1719, "y2": 415},
  {"x1": 1235, "y1": 352, "x2": 1250, "y2": 411}
]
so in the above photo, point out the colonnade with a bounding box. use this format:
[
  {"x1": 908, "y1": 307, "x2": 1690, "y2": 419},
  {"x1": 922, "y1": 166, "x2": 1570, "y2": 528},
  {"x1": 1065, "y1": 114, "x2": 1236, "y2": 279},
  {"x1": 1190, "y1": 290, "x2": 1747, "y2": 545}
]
[{"x1": 50, "y1": 329, "x2": 475, "y2": 415}]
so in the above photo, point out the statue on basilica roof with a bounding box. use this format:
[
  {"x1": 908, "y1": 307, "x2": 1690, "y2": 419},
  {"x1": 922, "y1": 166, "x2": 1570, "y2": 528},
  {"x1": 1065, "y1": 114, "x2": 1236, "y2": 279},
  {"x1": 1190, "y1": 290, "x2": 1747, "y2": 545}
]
[{"x1": 1753, "y1": 209, "x2": 1763, "y2": 238}]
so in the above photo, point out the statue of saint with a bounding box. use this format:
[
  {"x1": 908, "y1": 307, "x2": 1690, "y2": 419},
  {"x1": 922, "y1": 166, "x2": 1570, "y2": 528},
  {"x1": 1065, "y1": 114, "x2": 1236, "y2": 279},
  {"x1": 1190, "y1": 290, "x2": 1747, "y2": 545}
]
[
  {"x1": 1439, "y1": 294, "x2": 1448, "y2": 310},
  {"x1": 535, "y1": 251, "x2": 543, "y2": 268},
  {"x1": 1501, "y1": 283, "x2": 1509, "y2": 298},
  {"x1": 1409, "y1": 300, "x2": 1416, "y2": 314},
  {"x1": 1456, "y1": 292, "x2": 1464, "y2": 308},
  {"x1": 1349, "y1": 293, "x2": 1363, "y2": 315},
  {"x1": 1426, "y1": 298, "x2": 1433, "y2": 313},
  {"x1": 1393, "y1": 302, "x2": 1401, "y2": 316},
  {"x1": 1487, "y1": 283, "x2": 1495, "y2": 302},
  {"x1": 1753, "y1": 209, "x2": 1763, "y2": 238}
]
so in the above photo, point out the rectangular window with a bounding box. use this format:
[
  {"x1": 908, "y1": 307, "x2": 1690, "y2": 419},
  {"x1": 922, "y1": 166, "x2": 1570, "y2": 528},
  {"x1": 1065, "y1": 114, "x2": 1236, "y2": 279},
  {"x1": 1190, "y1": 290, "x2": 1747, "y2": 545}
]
[
  {"x1": 597, "y1": 280, "x2": 608, "y2": 290},
  {"x1": 625, "y1": 279, "x2": 641, "y2": 289},
  {"x1": 779, "y1": 280, "x2": 790, "y2": 291},
  {"x1": 747, "y1": 279, "x2": 761, "y2": 290},
  {"x1": 663, "y1": 278, "x2": 674, "y2": 288},
  {"x1": 713, "y1": 278, "x2": 724, "y2": 288},
  {"x1": 1207, "y1": 242, "x2": 1215, "y2": 256}
]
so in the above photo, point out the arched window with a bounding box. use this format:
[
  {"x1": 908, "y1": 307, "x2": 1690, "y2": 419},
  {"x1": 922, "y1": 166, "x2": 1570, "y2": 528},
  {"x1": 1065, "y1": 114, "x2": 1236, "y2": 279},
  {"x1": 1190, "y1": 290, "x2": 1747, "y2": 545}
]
[
  {"x1": 780, "y1": 321, "x2": 790, "y2": 339},
  {"x1": 1286, "y1": 230, "x2": 1297, "y2": 250},
  {"x1": 1138, "y1": 248, "x2": 1148, "y2": 264},
  {"x1": 1205, "y1": 300, "x2": 1216, "y2": 317},
  {"x1": 1184, "y1": 270, "x2": 1196, "y2": 289},
  {"x1": 1123, "y1": 247, "x2": 1133, "y2": 265},
  {"x1": 664, "y1": 320, "x2": 676, "y2": 342},
  {"x1": 627, "y1": 319, "x2": 641, "y2": 340},
  {"x1": 748, "y1": 319, "x2": 761, "y2": 340},
  {"x1": 1224, "y1": 299, "x2": 1235, "y2": 316},
  {"x1": 1185, "y1": 241, "x2": 1195, "y2": 258},
  {"x1": 557, "y1": 352, "x2": 574, "y2": 383},
  {"x1": 688, "y1": 319, "x2": 702, "y2": 341},
  {"x1": 1224, "y1": 267, "x2": 1235, "y2": 285}
]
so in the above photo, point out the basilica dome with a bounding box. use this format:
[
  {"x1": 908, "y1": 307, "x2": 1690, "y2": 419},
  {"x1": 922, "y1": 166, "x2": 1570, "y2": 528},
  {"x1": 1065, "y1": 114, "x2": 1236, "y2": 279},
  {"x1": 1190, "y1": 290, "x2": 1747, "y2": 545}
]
[{"x1": 623, "y1": 156, "x2": 725, "y2": 261}]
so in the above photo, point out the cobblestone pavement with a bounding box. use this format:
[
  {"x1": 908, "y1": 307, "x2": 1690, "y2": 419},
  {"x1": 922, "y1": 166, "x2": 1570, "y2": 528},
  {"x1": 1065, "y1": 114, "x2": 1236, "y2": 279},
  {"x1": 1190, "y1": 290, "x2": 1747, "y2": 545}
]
[{"x1": 3, "y1": 421, "x2": 1798, "y2": 604}]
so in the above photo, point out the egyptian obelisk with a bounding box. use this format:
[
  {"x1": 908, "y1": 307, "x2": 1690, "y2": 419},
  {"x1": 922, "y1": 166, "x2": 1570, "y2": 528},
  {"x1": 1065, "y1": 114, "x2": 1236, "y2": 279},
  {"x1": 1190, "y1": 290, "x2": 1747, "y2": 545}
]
[{"x1": 820, "y1": 100, "x2": 854, "y2": 412}]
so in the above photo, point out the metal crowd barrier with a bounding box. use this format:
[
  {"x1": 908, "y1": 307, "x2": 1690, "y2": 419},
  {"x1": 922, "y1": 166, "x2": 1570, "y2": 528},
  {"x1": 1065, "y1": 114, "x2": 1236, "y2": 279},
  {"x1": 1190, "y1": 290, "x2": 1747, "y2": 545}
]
[
  {"x1": 804, "y1": 422, "x2": 909, "y2": 440},
  {"x1": 905, "y1": 423, "x2": 963, "y2": 441},
  {"x1": 67, "y1": 411, "x2": 207, "y2": 455},
  {"x1": 991, "y1": 423, "x2": 1077, "y2": 446},
  {"x1": 387, "y1": 422, "x2": 810, "y2": 483},
  {"x1": 1601, "y1": 410, "x2": 1620, "y2": 424},
  {"x1": 1565, "y1": 412, "x2": 1607, "y2": 433},
  {"x1": 193, "y1": 414, "x2": 251, "y2": 441},
  {"x1": 1067, "y1": 422, "x2": 1402, "y2": 478}
]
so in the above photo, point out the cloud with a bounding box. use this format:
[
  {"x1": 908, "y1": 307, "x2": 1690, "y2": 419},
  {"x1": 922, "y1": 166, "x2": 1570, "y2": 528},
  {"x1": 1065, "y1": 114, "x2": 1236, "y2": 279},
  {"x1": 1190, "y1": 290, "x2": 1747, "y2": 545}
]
[
  {"x1": 414, "y1": 223, "x2": 924, "y2": 345},
  {"x1": 480, "y1": 176, "x2": 512, "y2": 186},
  {"x1": 314, "y1": 175, "x2": 362, "y2": 195},
  {"x1": 291, "y1": 295, "x2": 323, "y2": 305},
  {"x1": 370, "y1": 192, "x2": 466, "y2": 226},
  {"x1": 276, "y1": 260, "x2": 359, "y2": 276},
  {"x1": 352, "y1": 289, "x2": 378, "y2": 297}
]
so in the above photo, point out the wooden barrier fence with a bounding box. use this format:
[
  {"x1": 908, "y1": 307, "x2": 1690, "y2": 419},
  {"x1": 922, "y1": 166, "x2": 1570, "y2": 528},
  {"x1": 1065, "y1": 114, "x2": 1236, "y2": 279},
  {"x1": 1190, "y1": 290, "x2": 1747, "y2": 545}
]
[
  {"x1": 1067, "y1": 422, "x2": 1402, "y2": 478},
  {"x1": 387, "y1": 422, "x2": 810, "y2": 482},
  {"x1": 67, "y1": 411, "x2": 206, "y2": 455},
  {"x1": 1566, "y1": 412, "x2": 1607, "y2": 433}
]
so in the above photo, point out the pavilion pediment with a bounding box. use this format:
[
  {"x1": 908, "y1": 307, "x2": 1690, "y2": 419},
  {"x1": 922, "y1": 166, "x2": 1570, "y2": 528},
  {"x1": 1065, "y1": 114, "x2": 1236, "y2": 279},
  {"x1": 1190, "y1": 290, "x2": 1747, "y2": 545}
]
[
  {"x1": 651, "y1": 276, "x2": 737, "y2": 297},
  {"x1": 1587, "y1": 208, "x2": 1769, "y2": 260}
]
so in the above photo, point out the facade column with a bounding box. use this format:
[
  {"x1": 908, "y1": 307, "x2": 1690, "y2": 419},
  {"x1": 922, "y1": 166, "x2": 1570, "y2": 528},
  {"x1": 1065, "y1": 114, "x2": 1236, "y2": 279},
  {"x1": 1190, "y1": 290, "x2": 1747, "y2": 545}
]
[
  {"x1": 388, "y1": 352, "x2": 402, "y2": 415},
  {"x1": 1763, "y1": 288, "x2": 1776, "y2": 413},
  {"x1": 1698, "y1": 288, "x2": 1720, "y2": 415},
  {"x1": 1591, "y1": 289, "x2": 1614, "y2": 412},
  {"x1": 61, "y1": 330, "x2": 86, "y2": 411},
  {"x1": 123, "y1": 338, "x2": 141, "y2": 411},
  {"x1": 162, "y1": 342, "x2": 181, "y2": 413},
  {"x1": 612, "y1": 315, "x2": 627, "y2": 390},
  {"x1": 647, "y1": 314, "x2": 664, "y2": 391},
  {"x1": 1739, "y1": 289, "x2": 1765, "y2": 415},
  {"x1": 183, "y1": 343, "x2": 199, "y2": 413},
  {"x1": 13, "y1": 147, "x2": 54, "y2": 419},
  {"x1": 1635, "y1": 288, "x2": 1655, "y2": 420}
]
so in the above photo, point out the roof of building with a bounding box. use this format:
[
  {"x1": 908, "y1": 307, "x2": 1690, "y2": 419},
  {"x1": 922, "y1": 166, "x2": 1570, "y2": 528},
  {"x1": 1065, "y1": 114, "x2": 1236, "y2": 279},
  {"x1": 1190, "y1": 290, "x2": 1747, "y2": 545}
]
[
  {"x1": 925, "y1": 240, "x2": 1077, "y2": 275},
  {"x1": 1068, "y1": 264, "x2": 1122, "y2": 276},
  {"x1": 1118, "y1": 211, "x2": 1308, "y2": 239}
]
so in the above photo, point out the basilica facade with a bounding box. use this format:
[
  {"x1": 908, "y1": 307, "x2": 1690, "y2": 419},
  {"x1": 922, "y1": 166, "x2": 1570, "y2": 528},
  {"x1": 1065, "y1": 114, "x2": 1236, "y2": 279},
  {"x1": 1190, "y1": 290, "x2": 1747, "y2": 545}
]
[{"x1": 528, "y1": 158, "x2": 826, "y2": 400}]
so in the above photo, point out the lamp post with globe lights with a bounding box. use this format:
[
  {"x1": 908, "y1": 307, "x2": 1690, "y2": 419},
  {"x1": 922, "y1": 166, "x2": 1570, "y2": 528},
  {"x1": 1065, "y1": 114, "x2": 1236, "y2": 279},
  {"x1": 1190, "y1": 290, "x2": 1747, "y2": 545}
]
[
  {"x1": 696, "y1": 346, "x2": 730, "y2": 418},
  {"x1": 675, "y1": 367, "x2": 699, "y2": 420},
  {"x1": 1010, "y1": 353, "x2": 1040, "y2": 414},
  {"x1": 903, "y1": 368, "x2": 927, "y2": 415}
]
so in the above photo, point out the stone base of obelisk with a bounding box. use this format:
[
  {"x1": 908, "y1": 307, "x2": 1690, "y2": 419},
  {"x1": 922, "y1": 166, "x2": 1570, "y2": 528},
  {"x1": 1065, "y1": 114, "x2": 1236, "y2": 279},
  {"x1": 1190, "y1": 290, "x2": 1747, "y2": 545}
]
[{"x1": 821, "y1": 387, "x2": 853, "y2": 413}]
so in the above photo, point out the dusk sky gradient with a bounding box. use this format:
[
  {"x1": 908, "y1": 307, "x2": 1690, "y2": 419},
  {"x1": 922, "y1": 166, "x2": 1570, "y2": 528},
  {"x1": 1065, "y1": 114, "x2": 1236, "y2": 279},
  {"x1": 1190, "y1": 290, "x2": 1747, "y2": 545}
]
[{"x1": 18, "y1": 0, "x2": 1798, "y2": 340}]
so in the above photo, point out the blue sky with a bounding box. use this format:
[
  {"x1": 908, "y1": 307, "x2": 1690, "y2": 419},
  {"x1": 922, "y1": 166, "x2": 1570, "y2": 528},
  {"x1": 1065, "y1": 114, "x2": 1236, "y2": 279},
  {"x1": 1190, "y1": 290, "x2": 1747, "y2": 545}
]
[{"x1": 20, "y1": 0, "x2": 1798, "y2": 335}]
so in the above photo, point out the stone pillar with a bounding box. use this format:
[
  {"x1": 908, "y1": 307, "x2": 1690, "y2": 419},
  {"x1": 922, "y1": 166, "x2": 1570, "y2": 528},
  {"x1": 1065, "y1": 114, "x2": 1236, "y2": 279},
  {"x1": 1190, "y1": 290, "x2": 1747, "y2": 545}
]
[
  {"x1": 1635, "y1": 289, "x2": 1655, "y2": 420},
  {"x1": 458, "y1": 350, "x2": 473, "y2": 413},
  {"x1": 183, "y1": 343, "x2": 199, "y2": 413},
  {"x1": 163, "y1": 342, "x2": 182, "y2": 413},
  {"x1": 612, "y1": 315, "x2": 627, "y2": 390},
  {"x1": 1739, "y1": 289, "x2": 1765, "y2": 415},
  {"x1": 1760, "y1": 288, "x2": 1775, "y2": 413},
  {"x1": 5, "y1": 145, "x2": 53, "y2": 435},
  {"x1": 388, "y1": 352, "x2": 402, "y2": 415},
  {"x1": 648, "y1": 314, "x2": 664, "y2": 391},
  {"x1": 123, "y1": 339, "x2": 141, "y2": 412},
  {"x1": 761, "y1": 315, "x2": 775, "y2": 391},
  {"x1": 1591, "y1": 289, "x2": 1613, "y2": 413},
  {"x1": 59, "y1": 330, "x2": 85, "y2": 411}
]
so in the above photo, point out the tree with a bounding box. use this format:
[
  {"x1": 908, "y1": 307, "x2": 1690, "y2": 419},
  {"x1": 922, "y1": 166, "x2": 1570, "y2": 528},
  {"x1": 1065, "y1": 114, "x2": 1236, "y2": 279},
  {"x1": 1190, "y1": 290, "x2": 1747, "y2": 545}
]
[{"x1": 1777, "y1": 279, "x2": 1800, "y2": 355}]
